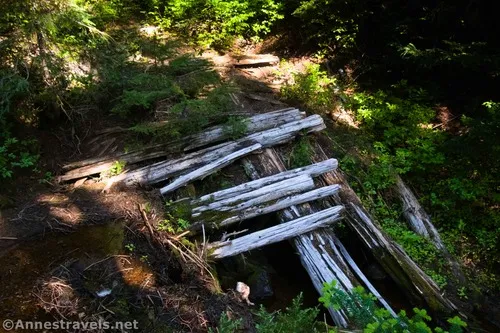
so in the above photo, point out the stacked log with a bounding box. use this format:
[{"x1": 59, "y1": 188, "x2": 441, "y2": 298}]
[{"x1": 58, "y1": 108, "x2": 303, "y2": 182}]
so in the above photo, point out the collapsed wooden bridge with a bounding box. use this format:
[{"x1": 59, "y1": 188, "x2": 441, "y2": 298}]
[{"x1": 58, "y1": 108, "x2": 460, "y2": 328}]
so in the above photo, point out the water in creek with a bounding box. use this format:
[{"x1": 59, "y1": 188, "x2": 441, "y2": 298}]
[{"x1": 0, "y1": 222, "x2": 153, "y2": 323}]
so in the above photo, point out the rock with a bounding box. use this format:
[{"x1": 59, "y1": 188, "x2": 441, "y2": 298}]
[{"x1": 247, "y1": 270, "x2": 273, "y2": 300}]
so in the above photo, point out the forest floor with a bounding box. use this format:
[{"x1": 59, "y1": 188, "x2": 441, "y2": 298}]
[
  {"x1": 0, "y1": 38, "x2": 313, "y2": 332},
  {"x1": 1, "y1": 25, "x2": 499, "y2": 332}
]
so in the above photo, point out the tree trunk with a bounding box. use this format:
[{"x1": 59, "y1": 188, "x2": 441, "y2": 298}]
[{"x1": 395, "y1": 175, "x2": 466, "y2": 284}]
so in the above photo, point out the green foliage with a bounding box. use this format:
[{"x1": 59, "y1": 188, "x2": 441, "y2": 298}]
[
  {"x1": 281, "y1": 64, "x2": 336, "y2": 113},
  {"x1": 0, "y1": 138, "x2": 39, "y2": 179},
  {"x1": 289, "y1": 137, "x2": 313, "y2": 168},
  {"x1": 222, "y1": 117, "x2": 248, "y2": 140},
  {"x1": 209, "y1": 312, "x2": 242, "y2": 333},
  {"x1": 150, "y1": 0, "x2": 283, "y2": 48},
  {"x1": 254, "y1": 294, "x2": 320, "y2": 333},
  {"x1": 349, "y1": 86, "x2": 445, "y2": 185},
  {"x1": 320, "y1": 281, "x2": 467, "y2": 332},
  {"x1": 106, "y1": 160, "x2": 126, "y2": 176},
  {"x1": 290, "y1": 0, "x2": 361, "y2": 53},
  {"x1": 158, "y1": 201, "x2": 192, "y2": 233}
]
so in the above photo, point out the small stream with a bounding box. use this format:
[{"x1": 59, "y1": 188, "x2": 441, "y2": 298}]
[{"x1": 0, "y1": 222, "x2": 151, "y2": 322}]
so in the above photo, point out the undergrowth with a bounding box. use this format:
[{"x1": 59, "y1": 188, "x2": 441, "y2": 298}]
[{"x1": 280, "y1": 63, "x2": 500, "y2": 293}]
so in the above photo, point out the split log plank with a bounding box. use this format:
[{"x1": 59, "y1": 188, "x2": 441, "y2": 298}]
[
  {"x1": 182, "y1": 108, "x2": 302, "y2": 151},
  {"x1": 192, "y1": 175, "x2": 315, "y2": 215},
  {"x1": 194, "y1": 184, "x2": 341, "y2": 231},
  {"x1": 109, "y1": 114, "x2": 325, "y2": 187},
  {"x1": 242, "y1": 153, "x2": 356, "y2": 327},
  {"x1": 217, "y1": 185, "x2": 341, "y2": 228},
  {"x1": 192, "y1": 159, "x2": 338, "y2": 205},
  {"x1": 160, "y1": 143, "x2": 262, "y2": 195},
  {"x1": 58, "y1": 108, "x2": 302, "y2": 181},
  {"x1": 208, "y1": 206, "x2": 344, "y2": 259},
  {"x1": 189, "y1": 184, "x2": 341, "y2": 233}
]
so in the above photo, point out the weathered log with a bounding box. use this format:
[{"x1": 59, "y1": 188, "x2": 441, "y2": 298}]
[
  {"x1": 197, "y1": 185, "x2": 342, "y2": 230},
  {"x1": 331, "y1": 235, "x2": 397, "y2": 318},
  {"x1": 192, "y1": 159, "x2": 338, "y2": 205},
  {"x1": 182, "y1": 108, "x2": 303, "y2": 151},
  {"x1": 58, "y1": 108, "x2": 303, "y2": 181},
  {"x1": 311, "y1": 142, "x2": 460, "y2": 319},
  {"x1": 193, "y1": 175, "x2": 314, "y2": 214},
  {"x1": 395, "y1": 176, "x2": 466, "y2": 284},
  {"x1": 160, "y1": 143, "x2": 262, "y2": 195},
  {"x1": 395, "y1": 176, "x2": 445, "y2": 248},
  {"x1": 242, "y1": 151, "x2": 359, "y2": 327},
  {"x1": 245, "y1": 149, "x2": 405, "y2": 326},
  {"x1": 233, "y1": 54, "x2": 279, "y2": 67},
  {"x1": 208, "y1": 205, "x2": 344, "y2": 259},
  {"x1": 108, "y1": 115, "x2": 325, "y2": 187}
]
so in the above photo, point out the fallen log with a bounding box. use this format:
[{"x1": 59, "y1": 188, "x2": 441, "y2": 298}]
[
  {"x1": 244, "y1": 149, "x2": 397, "y2": 327},
  {"x1": 311, "y1": 142, "x2": 461, "y2": 319},
  {"x1": 193, "y1": 175, "x2": 314, "y2": 214},
  {"x1": 58, "y1": 108, "x2": 303, "y2": 182},
  {"x1": 107, "y1": 114, "x2": 325, "y2": 187},
  {"x1": 395, "y1": 176, "x2": 466, "y2": 284},
  {"x1": 208, "y1": 205, "x2": 344, "y2": 259},
  {"x1": 182, "y1": 108, "x2": 302, "y2": 151},
  {"x1": 160, "y1": 143, "x2": 262, "y2": 195},
  {"x1": 192, "y1": 159, "x2": 338, "y2": 205},
  {"x1": 194, "y1": 184, "x2": 341, "y2": 230},
  {"x1": 233, "y1": 54, "x2": 279, "y2": 67}
]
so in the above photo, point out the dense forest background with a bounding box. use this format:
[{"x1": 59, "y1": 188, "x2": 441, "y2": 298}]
[{"x1": 1, "y1": 0, "x2": 498, "y2": 331}]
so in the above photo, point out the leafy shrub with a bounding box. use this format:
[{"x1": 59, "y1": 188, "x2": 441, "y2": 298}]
[
  {"x1": 150, "y1": 0, "x2": 283, "y2": 48},
  {"x1": 290, "y1": 0, "x2": 362, "y2": 53},
  {"x1": 255, "y1": 294, "x2": 319, "y2": 333},
  {"x1": 0, "y1": 138, "x2": 39, "y2": 179},
  {"x1": 320, "y1": 281, "x2": 467, "y2": 332},
  {"x1": 209, "y1": 312, "x2": 243, "y2": 333},
  {"x1": 289, "y1": 137, "x2": 313, "y2": 168},
  {"x1": 281, "y1": 64, "x2": 337, "y2": 113}
]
